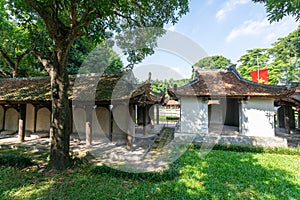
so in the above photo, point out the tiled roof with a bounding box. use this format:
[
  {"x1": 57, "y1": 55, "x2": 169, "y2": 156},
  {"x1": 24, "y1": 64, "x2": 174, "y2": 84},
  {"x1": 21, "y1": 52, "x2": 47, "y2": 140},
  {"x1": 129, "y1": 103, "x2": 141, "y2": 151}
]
[
  {"x1": 71, "y1": 73, "x2": 136, "y2": 102},
  {"x1": 0, "y1": 72, "x2": 162, "y2": 104},
  {"x1": 290, "y1": 85, "x2": 300, "y2": 104},
  {"x1": 169, "y1": 67, "x2": 295, "y2": 98},
  {"x1": 0, "y1": 77, "x2": 51, "y2": 102}
]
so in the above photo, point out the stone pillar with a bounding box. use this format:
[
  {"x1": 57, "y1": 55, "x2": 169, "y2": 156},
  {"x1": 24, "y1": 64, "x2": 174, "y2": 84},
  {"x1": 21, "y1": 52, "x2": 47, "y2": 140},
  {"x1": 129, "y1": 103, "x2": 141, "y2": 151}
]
[
  {"x1": 149, "y1": 105, "x2": 155, "y2": 129},
  {"x1": 127, "y1": 104, "x2": 135, "y2": 149},
  {"x1": 86, "y1": 121, "x2": 92, "y2": 146},
  {"x1": 85, "y1": 106, "x2": 93, "y2": 146},
  {"x1": 18, "y1": 104, "x2": 26, "y2": 142},
  {"x1": 156, "y1": 104, "x2": 159, "y2": 125},
  {"x1": 109, "y1": 105, "x2": 113, "y2": 142}
]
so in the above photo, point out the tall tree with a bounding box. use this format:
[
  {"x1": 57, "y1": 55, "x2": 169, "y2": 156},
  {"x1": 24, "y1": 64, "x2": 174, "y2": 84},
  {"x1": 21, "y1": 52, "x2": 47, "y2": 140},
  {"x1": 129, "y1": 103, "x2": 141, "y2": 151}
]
[
  {"x1": 194, "y1": 55, "x2": 232, "y2": 70},
  {"x1": 237, "y1": 48, "x2": 274, "y2": 83},
  {"x1": 6, "y1": 0, "x2": 189, "y2": 170},
  {"x1": 237, "y1": 27, "x2": 300, "y2": 84},
  {"x1": 75, "y1": 42, "x2": 123, "y2": 75},
  {"x1": 0, "y1": 1, "x2": 47, "y2": 78},
  {"x1": 0, "y1": 1, "x2": 31, "y2": 77},
  {"x1": 252, "y1": 0, "x2": 300, "y2": 22},
  {"x1": 269, "y1": 27, "x2": 300, "y2": 82}
]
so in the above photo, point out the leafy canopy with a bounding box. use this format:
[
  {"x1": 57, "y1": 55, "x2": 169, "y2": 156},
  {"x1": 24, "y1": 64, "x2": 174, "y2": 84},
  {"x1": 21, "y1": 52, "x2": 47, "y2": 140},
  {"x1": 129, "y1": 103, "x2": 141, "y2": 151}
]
[
  {"x1": 252, "y1": 0, "x2": 300, "y2": 22},
  {"x1": 6, "y1": 0, "x2": 189, "y2": 66},
  {"x1": 0, "y1": 1, "x2": 45, "y2": 77},
  {"x1": 194, "y1": 55, "x2": 232, "y2": 70},
  {"x1": 237, "y1": 26, "x2": 300, "y2": 84}
]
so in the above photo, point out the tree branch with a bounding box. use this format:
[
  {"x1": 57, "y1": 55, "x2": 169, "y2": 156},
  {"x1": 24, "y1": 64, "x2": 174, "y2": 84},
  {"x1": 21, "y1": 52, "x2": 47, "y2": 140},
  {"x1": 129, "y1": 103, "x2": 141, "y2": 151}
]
[
  {"x1": 113, "y1": 10, "x2": 142, "y2": 27},
  {"x1": 25, "y1": 0, "x2": 69, "y2": 40},
  {"x1": 0, "y1": 48, "x2": 15, "y2": 68},
  {"x1": 70, "y1": 0, "x2": 77, "y2": 30},
  {"x1": 78, "y1": 7, "x2": 97, "y2": 27},
  {"x1": 31, "y1": 50, "x2": 52, "y2": 73},
  {"x1": 16, "y1": 49, "x2": 31, "y2": 64}
]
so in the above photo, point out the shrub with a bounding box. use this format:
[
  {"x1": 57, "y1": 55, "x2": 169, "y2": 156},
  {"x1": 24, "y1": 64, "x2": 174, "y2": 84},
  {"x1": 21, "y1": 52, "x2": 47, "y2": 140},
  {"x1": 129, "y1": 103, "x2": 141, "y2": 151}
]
[{"x1": 0, "y1": 153, "x2": 34, "y2": 168}]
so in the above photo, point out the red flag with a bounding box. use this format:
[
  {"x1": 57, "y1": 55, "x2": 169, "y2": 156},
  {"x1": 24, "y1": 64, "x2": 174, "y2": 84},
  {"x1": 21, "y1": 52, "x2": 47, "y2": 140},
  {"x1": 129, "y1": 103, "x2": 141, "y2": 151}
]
[{"x1": 250, "y1": 69, "x2": 268, "y2": 84}]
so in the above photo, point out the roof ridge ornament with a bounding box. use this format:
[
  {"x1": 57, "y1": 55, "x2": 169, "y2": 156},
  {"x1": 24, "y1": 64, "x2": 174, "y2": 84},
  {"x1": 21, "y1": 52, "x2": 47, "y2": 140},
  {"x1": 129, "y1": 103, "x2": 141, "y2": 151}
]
[{"x1": 226, "y1": 64, "x2": 237, "y2": 72}]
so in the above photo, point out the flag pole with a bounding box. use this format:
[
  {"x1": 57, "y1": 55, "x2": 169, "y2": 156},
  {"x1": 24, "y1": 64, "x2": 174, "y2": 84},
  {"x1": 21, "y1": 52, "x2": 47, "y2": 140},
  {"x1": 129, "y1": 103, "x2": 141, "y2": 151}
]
[{"x1": 257, "y1": 54, "x2": 259, "y2": 82}]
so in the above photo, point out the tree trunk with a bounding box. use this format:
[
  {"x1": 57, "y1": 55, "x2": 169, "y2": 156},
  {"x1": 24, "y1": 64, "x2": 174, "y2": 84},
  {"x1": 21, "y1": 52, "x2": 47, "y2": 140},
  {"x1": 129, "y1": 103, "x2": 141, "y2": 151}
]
[
  {"x1": 12, "y1": 65, "x2": 18, "y2": 78},
  {"x1": 48, "y1": 47, "x2": 72, "y2": 170}
]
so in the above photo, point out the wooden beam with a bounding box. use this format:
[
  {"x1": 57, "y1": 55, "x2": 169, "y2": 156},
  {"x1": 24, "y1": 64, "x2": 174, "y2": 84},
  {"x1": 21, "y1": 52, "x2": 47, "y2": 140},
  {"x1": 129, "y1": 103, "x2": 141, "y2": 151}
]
[
  {"x1": 143, "y1": 105, "x2": 147, "y2": 135},
  {"x1": 283, "y1": 104, "x2": 290, "y2": 134}
]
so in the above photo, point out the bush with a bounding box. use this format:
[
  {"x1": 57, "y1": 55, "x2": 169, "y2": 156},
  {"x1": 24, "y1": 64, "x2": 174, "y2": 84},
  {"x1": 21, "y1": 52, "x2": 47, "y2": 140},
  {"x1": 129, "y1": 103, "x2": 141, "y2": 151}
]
[{"x1": 0, "y1": 153, "x2": 34, "y2": 168}]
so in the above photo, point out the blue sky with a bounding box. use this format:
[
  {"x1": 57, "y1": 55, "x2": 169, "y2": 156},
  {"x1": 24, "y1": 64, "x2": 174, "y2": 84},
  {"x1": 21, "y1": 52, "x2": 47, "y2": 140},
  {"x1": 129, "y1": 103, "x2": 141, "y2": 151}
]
[{"x1": 131, "y1": 0, "x2": 299, "y2": 80}]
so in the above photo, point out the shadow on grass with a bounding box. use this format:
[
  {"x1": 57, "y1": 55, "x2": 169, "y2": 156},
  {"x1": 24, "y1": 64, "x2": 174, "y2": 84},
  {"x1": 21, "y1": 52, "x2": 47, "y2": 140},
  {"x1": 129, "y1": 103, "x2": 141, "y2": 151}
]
[{"x1": 1, "y1": 147, "x2": 300, "y2": 199}]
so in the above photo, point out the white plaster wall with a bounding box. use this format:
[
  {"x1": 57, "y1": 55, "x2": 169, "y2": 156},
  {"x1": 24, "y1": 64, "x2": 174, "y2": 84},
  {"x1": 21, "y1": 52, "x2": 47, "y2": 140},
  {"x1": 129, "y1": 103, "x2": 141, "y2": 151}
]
[
  {"x1": 240, "y1": 98, "x2": 275, "y2": 137},
  {"x1": 181, "y1": 97, "x2": 208, "y2": 134},
  {"x1": 36, "y1": 108, "x2": 50, "y2": 132},
  {"x1": 92, "y1": 106, "x2": 110, "y2": 140},
  {"x1": 112, "y1": 104, "x2": 135, "y2": 141},
  {"x1": 5, "y1": 108, "x2": 18, "y2": 131},
  {"x1": 209, "y1": 104, "x2": 224, "y2": 125},
  {"x1": 73, "y1": 108, "x2": 86, "y2": 134},
  {"x1": 0, "y1": 106, "x2": 4, "y2": 130},
  {"x1": 25, "y1": 104, "x2": 35, "y2": 133}
]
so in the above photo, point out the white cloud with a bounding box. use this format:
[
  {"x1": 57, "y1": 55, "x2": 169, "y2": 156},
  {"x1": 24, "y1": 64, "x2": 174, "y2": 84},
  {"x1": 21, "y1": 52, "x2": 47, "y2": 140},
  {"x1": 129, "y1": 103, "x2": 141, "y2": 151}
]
[
  {"x1": 226, "y1": 17, "x2": 298, "y2": 43},
  {"x1": 216, "y1": 0, "x2": 250, "y2": 21},
  {"x1": 168, "y1": 26, "x2": 176, "y2": 31},
  {"x1": 226, "y1": 18, "x2": 269, "y2": 42},
  {"x1": 216, "y1": 10, "x2": 226, "y2": 21}
]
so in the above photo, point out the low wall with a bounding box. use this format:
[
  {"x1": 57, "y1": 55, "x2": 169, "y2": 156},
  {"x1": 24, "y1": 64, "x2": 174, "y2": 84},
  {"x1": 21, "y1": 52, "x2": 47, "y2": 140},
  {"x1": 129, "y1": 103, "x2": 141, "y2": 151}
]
[{"x1": 175, "y1": 133, "x2": 287, "y2": 148}]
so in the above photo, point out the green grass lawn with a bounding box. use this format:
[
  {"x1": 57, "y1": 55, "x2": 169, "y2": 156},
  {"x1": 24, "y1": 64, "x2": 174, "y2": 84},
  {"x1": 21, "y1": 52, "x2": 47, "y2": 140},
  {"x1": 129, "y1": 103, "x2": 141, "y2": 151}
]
[{"x1": 1, "y1": 147, "x2": 300, "y2": 200}]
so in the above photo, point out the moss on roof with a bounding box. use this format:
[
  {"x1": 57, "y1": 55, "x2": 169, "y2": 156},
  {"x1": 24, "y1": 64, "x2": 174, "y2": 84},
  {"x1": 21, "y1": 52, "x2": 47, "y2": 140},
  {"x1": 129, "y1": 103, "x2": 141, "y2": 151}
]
[{"x1": 0, "y1": 72, "x2": 162, "y2": 104}]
